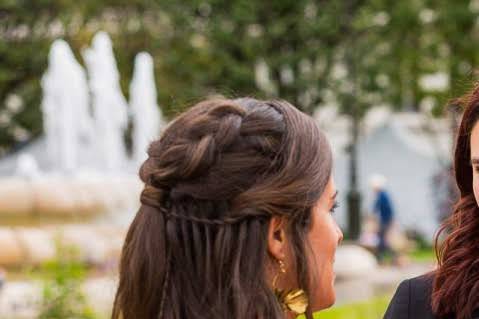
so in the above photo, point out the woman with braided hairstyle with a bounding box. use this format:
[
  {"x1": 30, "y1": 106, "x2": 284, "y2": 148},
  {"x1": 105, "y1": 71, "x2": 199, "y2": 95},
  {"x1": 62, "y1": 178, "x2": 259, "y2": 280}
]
[{"x1": 112, "y1": 98, "x2": 343, "y2": 319}]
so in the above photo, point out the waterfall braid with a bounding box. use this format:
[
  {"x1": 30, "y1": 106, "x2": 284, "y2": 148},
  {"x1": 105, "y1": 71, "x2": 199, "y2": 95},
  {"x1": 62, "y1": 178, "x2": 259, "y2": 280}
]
[{"x1": 112, "y1": 98, "x2": 332, "y2": 319}]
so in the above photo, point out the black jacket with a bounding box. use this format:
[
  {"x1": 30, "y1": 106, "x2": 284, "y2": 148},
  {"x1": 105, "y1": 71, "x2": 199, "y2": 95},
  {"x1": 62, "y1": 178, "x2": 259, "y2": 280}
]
[{"x1": 384, "y1": 274, "x2": 479, "y2": 319}]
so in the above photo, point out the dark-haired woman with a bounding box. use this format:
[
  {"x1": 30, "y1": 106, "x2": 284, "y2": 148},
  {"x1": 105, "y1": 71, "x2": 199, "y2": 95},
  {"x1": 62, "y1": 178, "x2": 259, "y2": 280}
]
[
  {"x1": 384, "y1": 86, "x2": 479, "y2": 319},
  {"x1": 112, "y1": 98, "x2": 343, "y2": 319}
]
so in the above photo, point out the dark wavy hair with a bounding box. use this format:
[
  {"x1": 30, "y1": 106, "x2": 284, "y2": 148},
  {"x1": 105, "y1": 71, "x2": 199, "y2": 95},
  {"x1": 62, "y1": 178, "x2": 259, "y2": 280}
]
[
  {"x1": 111, "y1": 98, "x2": 332, "y2": 319},
  {"x1": 432, "y1": 85, "x2": 479, "y2": 319}
]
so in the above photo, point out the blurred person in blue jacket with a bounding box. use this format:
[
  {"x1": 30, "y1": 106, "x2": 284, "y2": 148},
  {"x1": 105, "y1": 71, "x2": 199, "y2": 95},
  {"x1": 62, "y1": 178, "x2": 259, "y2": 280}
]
[{"x1": 370, "y1": 174, "x2": 395, "y2": 262}]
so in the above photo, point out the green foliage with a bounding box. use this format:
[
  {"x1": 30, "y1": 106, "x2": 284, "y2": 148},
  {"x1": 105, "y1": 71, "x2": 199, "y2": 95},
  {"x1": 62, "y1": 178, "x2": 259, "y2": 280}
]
[
  {"x1": 1, "y1": 0, "x2": 479, "y2": 154},
  {"x1": 34, "y1": 245, "x2": 97, "y2": 319}
]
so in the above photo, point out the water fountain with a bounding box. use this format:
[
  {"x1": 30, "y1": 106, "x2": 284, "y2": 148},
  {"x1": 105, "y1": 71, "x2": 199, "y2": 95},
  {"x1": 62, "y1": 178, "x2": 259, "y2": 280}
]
[
  {"x1": 130, "y1": 52, "x2": 163, "y2": 164},
  {"x1": 0, "y1": 32, "x2": 169, "y2": 316},
  {"x1": 0, "y1": 31, "x2": 167, "y2": 221},
  {"x1": 83, "y1": 31, "x2": 129, "y2": 172},
  {"x1": 41, "y1": 39, "x2": 93, "y2": 173},
  {"x1": 0, "y1": 32, "x2": 158, "y2": 316}
]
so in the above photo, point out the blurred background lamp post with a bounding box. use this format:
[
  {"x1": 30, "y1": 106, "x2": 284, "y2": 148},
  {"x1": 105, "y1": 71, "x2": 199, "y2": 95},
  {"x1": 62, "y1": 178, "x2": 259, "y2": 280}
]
[{"x1": 346, "y1": 33, "x2": 361, "y2": 241}]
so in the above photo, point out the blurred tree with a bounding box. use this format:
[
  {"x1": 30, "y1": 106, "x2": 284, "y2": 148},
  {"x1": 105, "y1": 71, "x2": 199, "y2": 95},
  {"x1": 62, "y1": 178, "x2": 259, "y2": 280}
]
[
  {"x1": 432, "y1": 0, "x2": 478, "y2": 110},
  {"x1": 1, "y1": 0, "x2": 479, "y2": 154},
  {"x1": 161, "y1": 0, "x2": 373, "y2": 115}
]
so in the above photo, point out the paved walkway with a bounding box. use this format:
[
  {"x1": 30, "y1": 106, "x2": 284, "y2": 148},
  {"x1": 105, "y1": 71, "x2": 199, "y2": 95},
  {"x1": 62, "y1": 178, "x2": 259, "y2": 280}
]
[{"x1": 335, "y1": 262, "x2": 435, "y2": 305}]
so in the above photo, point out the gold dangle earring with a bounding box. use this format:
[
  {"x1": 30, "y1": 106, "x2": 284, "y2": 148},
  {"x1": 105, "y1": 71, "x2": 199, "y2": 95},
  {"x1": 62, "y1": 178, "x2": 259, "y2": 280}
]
[{"x1": 272, "y1": 259, "x2": 309, "y2": 315}]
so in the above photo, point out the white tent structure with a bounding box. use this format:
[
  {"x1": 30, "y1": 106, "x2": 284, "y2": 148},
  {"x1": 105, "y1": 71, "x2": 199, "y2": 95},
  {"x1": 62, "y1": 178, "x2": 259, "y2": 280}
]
[{"x1": 317, "y1": 108, "x2": 453, "y2": 240}]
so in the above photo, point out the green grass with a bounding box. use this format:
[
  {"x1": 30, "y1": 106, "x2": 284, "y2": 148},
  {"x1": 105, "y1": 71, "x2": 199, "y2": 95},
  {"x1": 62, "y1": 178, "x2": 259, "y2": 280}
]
[
  {"x1": 296, "y1": 295, "x2": 390, "y2": 319},
  {"x1": 409, "y1": 247, "x2": 435, "y2": 263}
]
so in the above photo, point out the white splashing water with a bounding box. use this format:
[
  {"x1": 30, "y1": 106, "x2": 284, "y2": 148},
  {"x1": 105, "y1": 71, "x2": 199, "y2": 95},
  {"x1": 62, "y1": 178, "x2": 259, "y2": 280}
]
[
  {"x1": 41, "y1": 39, "x2": 92, "y2": 172},
  {"x1": 83, "y1": 32, "x2": 129, "y2": 172},
  {"x1": 129, "y1": 52, "x2": 163, "y2": 164}
]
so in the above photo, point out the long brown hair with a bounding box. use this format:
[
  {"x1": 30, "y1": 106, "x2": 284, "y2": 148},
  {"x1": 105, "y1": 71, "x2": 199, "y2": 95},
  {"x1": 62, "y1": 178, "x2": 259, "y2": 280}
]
[
  {"x1": 432, "y1": 85, "x2": 479, "y2": 319},
  {"x1": 111, "y1": 98, "x2": 332, "y2": 319}
]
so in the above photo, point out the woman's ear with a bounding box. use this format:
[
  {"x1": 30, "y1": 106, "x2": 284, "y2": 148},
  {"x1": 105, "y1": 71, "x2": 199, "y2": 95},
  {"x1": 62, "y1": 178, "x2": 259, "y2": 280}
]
[{"x1": 267, "y1": 215, "x2": 287, "y2": 261}]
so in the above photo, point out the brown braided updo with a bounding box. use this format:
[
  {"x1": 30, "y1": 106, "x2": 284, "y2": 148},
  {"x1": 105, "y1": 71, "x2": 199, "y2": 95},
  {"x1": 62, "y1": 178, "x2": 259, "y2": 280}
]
[{"x1": 112, "y1": 98, "x2": 332, "y2": 319}]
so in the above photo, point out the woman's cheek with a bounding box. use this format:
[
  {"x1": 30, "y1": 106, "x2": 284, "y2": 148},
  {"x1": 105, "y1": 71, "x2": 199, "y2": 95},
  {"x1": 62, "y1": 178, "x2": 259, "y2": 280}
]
[{"x1": 474, "y1": 172, "x2": 479, "y2": 206}]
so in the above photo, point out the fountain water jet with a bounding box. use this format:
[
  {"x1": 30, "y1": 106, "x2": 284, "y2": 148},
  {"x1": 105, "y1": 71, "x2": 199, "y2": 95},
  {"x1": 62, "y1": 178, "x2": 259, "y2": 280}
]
[
  {"x1": 41, "y1": 39, "x2": 93, "y2": 173},
  {"x1": 83, "y1": 32, "x2": 129, "y2": 172},
  {"x1": 130, "y1": 52, "x2": 163, "y2": 164}
]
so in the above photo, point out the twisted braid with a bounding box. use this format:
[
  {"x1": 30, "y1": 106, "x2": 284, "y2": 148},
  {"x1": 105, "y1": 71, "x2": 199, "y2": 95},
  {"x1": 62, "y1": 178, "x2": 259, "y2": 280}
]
[
  {"x1": 139, "y1": 198, "x2": 270, "y2": 226},
  {"x1": 139, "y1": 99, "x2": 285, "y2": 225},
  {"x1": 166, "y1": 210, "x2": 267, "y2": 225}
]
